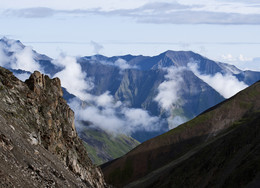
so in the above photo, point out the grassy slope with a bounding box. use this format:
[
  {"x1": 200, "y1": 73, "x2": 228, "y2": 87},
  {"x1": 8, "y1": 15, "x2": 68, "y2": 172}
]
[{"x1": 80, "y1": 128, "x2": 139, "y2": 165}]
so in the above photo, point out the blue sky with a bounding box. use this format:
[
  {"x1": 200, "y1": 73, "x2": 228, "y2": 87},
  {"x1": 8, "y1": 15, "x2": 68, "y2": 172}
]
[{"x1": 1, "y1": 0, "x2": 260, "y2": 70}]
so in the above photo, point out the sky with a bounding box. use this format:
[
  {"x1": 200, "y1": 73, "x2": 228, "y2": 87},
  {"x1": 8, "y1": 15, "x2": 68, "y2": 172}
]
[{"x1": 1, "y1": 0, "x2": 260, "y2": 71}]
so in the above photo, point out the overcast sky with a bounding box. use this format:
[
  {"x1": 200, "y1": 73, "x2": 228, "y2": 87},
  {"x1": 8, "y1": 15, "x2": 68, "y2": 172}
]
[{"x1": 1, "y1": 0, "x2": 260, "y2": 70}]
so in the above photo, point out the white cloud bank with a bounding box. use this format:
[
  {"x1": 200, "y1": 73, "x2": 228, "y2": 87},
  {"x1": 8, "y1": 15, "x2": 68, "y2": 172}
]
[
  {"x1": 52, "y1": 55, "x2": 94, "y2": 100},
  {"x1": 89, "y1": 56, "x2": 137, "y2": 71},
  {"x1": 69, "y1": 92, "x2": 163, "y2": 135},
  {"x1": 188, "y1": 62, "x2": 248, "y2": 98},
  {"x1": 114, "y1": 58, "x2": 133, "y2": 70},
  {"x1": 154, "y1": 66, "x2": 184, "y2": 110},
  {"x1": 0, "y1": 38, "x2": 42, "y2": 73},
  {"x1": 221, "y1": 54, "x2": 252, "y2": 62},
  {"x1": 221, "y1": 54, "x2": 260, "y2": 71},
  {"x1": 11, "y1": 46, "x2": 41, "y2": 72},
  {"x1": 154, "y1": 66, "x2": 187, "y2": 130}
]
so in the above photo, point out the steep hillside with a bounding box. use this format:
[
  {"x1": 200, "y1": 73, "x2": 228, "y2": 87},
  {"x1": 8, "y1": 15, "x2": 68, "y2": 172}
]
[
  {"x1": 101, "y1": 80, "x2": 260, "y2": 187},
  {"x1": 0, "y1": 66, "x2": 108, "y2": 187},
  {"x1": 126, "y1": 110, "x2": 260, "y2": 188}
]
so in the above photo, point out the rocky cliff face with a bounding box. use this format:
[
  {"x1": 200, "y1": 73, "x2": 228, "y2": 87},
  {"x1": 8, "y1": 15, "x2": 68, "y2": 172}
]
[{"x1": 0, "y1": 66, "x2": 108, "y2": 187}]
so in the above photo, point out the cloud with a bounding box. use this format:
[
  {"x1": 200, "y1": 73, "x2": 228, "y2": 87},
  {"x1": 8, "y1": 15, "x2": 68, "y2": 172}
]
[
  {"x1": 95, "y1": 91, "x2": 114, "y2": 107},
  {"x1": 133, "y1": 11, "x2": 260, "y2": 25},
  {"x1": 221, "y1": 54, "x2": 253, "y2": 62},
  {"x1": 89, "y1": 56, "x2": 137, "y2": 70},
  {"x1": 0, "y1": 37, "x2": 42, "y2": 73},
  {"x1": 137, "y1": 2, "x2": 198, "y2": 12},
  {"x1": 90, "y1": 41, "x2": 104, "y2": 54},
  {"x1": 154, "y1": 66, "x2": 185, "y2": 111},
  {"x1": 0, "y1": 44, "x2": 9, "y2": 67},
  {"x1": 11, "y1": 46, "x2": 41, "y2": 72},
  {"x1": 220, "y1": 54, "x2": 260, "y2": 71},
  {"x1": 188, "y1": 62, "x2": 248, "y2": 98},
  {"x1": 154, "y1": 66, "x2": 188, "y2": 130},
  {"x1": 2, "y1": 1, "x2": 260, "y2": 24},
  {"x1": 114, "y1": 58, "x2": 136, "y2": 70},
  {"x1": 53, "y1": 55, "x2": 94, "y2": 100},
  {"x1": 4, "y1": 7, "x2": 54, "y2": 18},
  {"x1": 168, "y1": 116, "x2": 187, "y2": 130},
  {"x1": 123, "y1": 108, "x2": 161, "y2": 132},
  {"x1": 69, "y1": 92, "x2": 163, "y2": 135},
  {"x1": 218, "y1": 0, "x2": 260, "y2": 4},
  {"x1": 0, "y1": 0, "x2": 149, "y2": 12}
]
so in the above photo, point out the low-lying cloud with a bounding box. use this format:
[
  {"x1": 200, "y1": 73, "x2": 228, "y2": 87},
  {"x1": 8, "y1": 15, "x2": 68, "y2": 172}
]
[
  {"x1": 69, "y1": 92, "x2": 163, "y2": 135},
  {"x1": 0, "y1": 38, "x2": 42, "y2": 73},
  {"x1": 168, "y1": 116, "x2": 187, "y2": 130},
  {"x1": 221, "y1": 54, "x2": 260, "y2": 71},
  {"x1": 114, "y1": 58, "x2": 132, "y2": 70},
  {"x1": 11, "y1": 46, "x2": 41, "y2": 72},
  {"x1": 89, "y1": 56, "x2": 137, "y2": 71},
  {"x1": 90, "y1": 41, "x2": 104, "y2": 54},
  {"x1": 52, "y1": 55, "x2": 94, "y2": 100},
  {"x1": 154, "y1": 66, "x2": 187, "y2": 129},
  {"x1": 188, "y1": 62, "x2": 248, "y2": 98},
  {"x1": 154, "y1": 66, "x2": 184, "y2": 111}
]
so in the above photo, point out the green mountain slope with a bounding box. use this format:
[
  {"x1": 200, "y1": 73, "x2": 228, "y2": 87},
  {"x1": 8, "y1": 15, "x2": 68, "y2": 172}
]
[
  {"x1": 101, "y1": 80, "x2": 260, "y2": 187},
  {"x1": 79, "y1": 125, "x2": 139, "y2": 165}
]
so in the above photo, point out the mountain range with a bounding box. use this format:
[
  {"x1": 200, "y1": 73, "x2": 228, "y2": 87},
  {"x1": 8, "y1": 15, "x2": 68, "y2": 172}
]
[{"x1": 1, "y1": 37, "x2": 260, "y2": 165}]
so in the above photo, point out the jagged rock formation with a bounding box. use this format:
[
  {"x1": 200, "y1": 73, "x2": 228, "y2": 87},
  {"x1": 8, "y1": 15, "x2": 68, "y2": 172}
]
[{"x1": 0, "y1": 67, "x2": 108, "y2": 187}]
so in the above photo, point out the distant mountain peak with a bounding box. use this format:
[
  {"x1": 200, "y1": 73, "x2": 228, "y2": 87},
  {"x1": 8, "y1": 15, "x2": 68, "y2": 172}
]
[{"x1": 0, "y1": 37, "x2": 25, "y2": 50}]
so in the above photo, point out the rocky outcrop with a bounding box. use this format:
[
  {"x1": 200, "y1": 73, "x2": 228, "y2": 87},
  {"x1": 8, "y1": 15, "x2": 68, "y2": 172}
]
[{"x1": 0, "y1": 67, "x2": 108, "y2": 187}]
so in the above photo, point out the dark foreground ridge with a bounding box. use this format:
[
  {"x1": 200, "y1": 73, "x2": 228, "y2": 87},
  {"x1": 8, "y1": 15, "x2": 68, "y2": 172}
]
[
  {"x1": 102, "y1": 80, "x2": 260, "y2": 188},
  {"x1": 0, "y1": 66, "x2": 108, "y2": 187}
]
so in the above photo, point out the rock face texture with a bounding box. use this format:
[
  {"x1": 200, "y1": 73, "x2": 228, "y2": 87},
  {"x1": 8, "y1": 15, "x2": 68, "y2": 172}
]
[{"x1": 0, "y1": 67, "x2": 108, "y2": 188}]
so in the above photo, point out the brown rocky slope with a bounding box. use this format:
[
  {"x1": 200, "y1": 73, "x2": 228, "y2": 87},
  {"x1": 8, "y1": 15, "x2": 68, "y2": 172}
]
[
  {"x1": 0, "y1": 66, "x2": 108, "y2": 187},
  {"x1": 102, "y1": 80, "x2": 260, "y2": 187}
]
